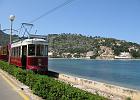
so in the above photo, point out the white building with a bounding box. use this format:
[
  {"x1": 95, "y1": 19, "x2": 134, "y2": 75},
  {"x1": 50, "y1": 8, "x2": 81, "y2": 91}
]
[
  {"x1": 86, "y1": 51, "x2": 94, "y2": 59},
  {"x1": 115, "y1": 52, "x2": 132, "y2": 59},
  {"x1": 48, "y1": 52, "x2": 53, "y2": 57}
]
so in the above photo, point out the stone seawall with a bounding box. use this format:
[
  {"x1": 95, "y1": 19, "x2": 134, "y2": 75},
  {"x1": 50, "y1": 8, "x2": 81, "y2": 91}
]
[{"x1": 57, "y1": 74, "x2": 140, "y2": 100}]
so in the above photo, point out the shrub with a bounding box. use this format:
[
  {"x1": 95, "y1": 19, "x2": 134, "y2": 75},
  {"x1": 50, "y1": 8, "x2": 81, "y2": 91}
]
[
  {"x1": 126, "y1": 97, "x2": 131, "y2": 100},
  {"x1": 0, "y1": 61, "x2": 107, "y2": 100}
]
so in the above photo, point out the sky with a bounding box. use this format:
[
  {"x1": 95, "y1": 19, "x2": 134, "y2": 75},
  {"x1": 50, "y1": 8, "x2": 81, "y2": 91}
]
[{"x1": 0, "y1": 0, "x2": 140, "y2": 44}]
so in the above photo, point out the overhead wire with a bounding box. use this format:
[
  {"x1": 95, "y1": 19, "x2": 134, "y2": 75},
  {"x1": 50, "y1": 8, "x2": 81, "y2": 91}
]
[
  {"x1": 16, "y1": 0, "x2": 77, "y2": 38},
  {"x1": 29, "y1": 0, "x2": 77, "y2": 23}
]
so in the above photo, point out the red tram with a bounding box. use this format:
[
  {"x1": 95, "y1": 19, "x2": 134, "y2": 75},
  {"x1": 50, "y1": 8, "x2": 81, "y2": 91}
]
[{"x1": 0, "y1": 36, "x2": 48, "y2": 73}]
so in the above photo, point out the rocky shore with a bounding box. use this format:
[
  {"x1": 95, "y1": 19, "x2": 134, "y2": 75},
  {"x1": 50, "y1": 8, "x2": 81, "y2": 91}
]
[{"x1": 56, "y1": 73, "x2": 140, "y2": 100}]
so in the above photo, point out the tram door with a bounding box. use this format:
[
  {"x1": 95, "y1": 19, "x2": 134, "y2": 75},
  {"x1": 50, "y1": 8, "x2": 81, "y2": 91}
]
[{"x1": 22, "y1": 46, "x2": 27, "y2": 68}]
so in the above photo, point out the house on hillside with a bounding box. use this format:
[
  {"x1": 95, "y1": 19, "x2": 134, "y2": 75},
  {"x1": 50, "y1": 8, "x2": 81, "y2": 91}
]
[
  {"x1": 48, "y1": 52, "x2": 53, "y2": 57},
  {"x1": 62, "y1": 53, "x2": 72, "y2": 58},
  {"x1": 86, "y1": 51, "x2": 94, "y2": 59},
  {"x1": 97, "y1": 46, "x2": 114, "y2": 59},
  {"x1": 115, "y1": 52, "x2": 132, "y2": 59}
]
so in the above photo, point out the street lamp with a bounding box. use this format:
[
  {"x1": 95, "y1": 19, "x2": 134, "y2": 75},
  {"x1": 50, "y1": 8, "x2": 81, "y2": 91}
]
[{"x1": 9, "y1": 15, "x2": 15, "y2": 64}]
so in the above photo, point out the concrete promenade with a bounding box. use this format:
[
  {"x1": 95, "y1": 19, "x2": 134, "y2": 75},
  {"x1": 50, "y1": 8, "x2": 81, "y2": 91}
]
[
  {"x1": 0, "y1": 69, "x2": 42, "y2": 100},
  {"x1": 0, "y1": 73, "x2": 25, "y2": 100}
]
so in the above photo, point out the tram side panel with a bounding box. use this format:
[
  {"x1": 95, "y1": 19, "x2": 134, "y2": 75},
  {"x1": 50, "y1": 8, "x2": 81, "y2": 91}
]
[
  {"x1": 10, "y1": 57, "x2": 22, "y2": 67},
  {"x1": 10, "y1": 46, "x2": 22, "y2": 67},
  {"x1": 26, "y1": 56, "x2": 48, "y2": 71}
]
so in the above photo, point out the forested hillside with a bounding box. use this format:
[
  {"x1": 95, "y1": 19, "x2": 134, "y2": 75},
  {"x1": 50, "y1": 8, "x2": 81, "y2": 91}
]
[
  {"x1": 0, "y1": 30, "x2": 19, "y2": 45},
  {"x1": 48, "y1": 33, "x2": 140, "y2": 58},
  {"x1": 1, "y1": 30, "x2": 140, "y2": 58}
]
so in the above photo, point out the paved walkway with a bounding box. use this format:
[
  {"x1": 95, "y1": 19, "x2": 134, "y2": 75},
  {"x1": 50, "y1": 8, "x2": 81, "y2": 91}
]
[{"x1": 0, "y1": 74, "x2": 24, "y2": 100}]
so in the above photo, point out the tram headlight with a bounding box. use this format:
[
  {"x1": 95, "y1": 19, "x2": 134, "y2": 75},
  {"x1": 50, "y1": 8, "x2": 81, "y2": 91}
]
[{"x1": 38, "y1": 59, "x2": 42, "y2": 66}]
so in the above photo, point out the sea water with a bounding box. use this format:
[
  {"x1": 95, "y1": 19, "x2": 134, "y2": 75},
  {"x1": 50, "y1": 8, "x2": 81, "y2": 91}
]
[{"x1": 48, "y1": 59, "x2": 140, "y2": 90}]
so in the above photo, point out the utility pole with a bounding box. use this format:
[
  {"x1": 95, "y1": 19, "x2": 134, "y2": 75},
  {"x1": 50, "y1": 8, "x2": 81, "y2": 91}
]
[{"x1": 9, "y1": 15, "x2": 15, "y2": 64}]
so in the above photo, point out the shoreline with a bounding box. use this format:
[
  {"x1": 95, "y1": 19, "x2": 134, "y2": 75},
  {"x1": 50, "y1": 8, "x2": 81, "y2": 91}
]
[
  {"x1": 49, "y1": 57, "x2": 140, "y2": 60},
  {"x1": 55, "y1": 72, "x2": 140, "y2": 100},
  {"x1": 71, "y1": 73, "x2": 140, "y2": 91},
  {"x1": 49, "y1": 68, "x2": 140, "y2": 91},
  {"x1": 49, "y1": 59, "x2": 140, "y2": 91}
]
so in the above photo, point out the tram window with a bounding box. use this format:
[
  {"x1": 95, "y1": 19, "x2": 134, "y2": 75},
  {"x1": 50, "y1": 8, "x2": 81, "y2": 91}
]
[
  {"x1": 19, "y1": 47, "x2": 21, "y2": 57},
  {"x1": 36, "y1": 44, "x2": 44, "y2": 56},
  {"x1": 12, "y1": 48, "x2": 14, "y2": 56},
  {"x1": 17, "y1": 47, "x2": 20, "y2": 57},
  {"x1": 16, "y1": 47, "x2": 18, "y2": 57},
  {"x1": 15, "y1": 47, "x2": 18, "y2": 57},
  {"x1": 11, "y1": 48, "x2": 14, "y2": 56},
  {"x1": 12, "y1": 48, "x2": 15, "y2": 57},
  {"x1": 44, "y1": 45, "x2": 48, "y2": 56},
  {"x1": 22, "y1": 46, "x2": 27, "y2": 56},
  {"x1": 13, "y1": 48, "x2": 16, "y2": 57},
  {"x1": 18, "y1": 47, "x2": 20, "y2": 57},
  {"x1": 28, "y1": 44, "x2": 35, "y2": 56},
  {"x1": 17, "y1": 47, "x2": 18, "y2": 57},
  {"x1": 3, "y1": 46, "x2": 7, "y2": 55}
]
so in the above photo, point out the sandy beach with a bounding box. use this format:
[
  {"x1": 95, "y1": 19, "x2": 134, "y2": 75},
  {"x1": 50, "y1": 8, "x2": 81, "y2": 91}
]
[{"x1": 57, "y1": 73, "x2": 140, "y2": 100}]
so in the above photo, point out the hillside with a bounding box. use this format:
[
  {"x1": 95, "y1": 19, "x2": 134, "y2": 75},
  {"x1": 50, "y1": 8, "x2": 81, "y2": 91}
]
[
  {"x1": 0, "y1": 31, "x2": 140, "y2": 58},
  {"x1": 0, "y1": 30, "x2": 19, "y2": 45},
  {"x1": 0, "y1": 30, "x2": 10, "y2": 45},
  {"x1": 48, "y1": 33, "x2": 140, "y2": 58}
]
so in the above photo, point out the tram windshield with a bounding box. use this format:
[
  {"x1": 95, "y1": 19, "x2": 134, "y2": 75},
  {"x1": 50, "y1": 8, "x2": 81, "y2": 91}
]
[
  {"x1": 36, "y1": 44, "x2": 43, "y2": 56},
  {"x1": 28, "y1": 44, "x2": 35, "y2": 56},
  {"x1": 28, "y1": 44, "x2": 48, "y2": 56}
]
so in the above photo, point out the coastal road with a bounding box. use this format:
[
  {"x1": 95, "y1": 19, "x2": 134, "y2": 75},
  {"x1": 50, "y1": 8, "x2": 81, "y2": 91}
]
[{"x1": 0, "y1": 74, "x2": 25, "y2": 100}]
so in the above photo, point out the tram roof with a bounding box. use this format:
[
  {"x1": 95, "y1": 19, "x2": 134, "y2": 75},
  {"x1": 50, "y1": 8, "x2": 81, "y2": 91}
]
[{"x1": 11, "y1": 38, "x2": 48, "y2": 47}]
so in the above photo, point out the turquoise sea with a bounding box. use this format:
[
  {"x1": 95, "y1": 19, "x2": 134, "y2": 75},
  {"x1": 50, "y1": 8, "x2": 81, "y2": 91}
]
[{"x1": 48, "y1": 59, "x2": 140, "y2": 90}]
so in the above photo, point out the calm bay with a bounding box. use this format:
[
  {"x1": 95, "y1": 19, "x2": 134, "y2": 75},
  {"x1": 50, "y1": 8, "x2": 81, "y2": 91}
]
[{"x1": 48, "y1": 59, "x2": 140, "y2": 90}]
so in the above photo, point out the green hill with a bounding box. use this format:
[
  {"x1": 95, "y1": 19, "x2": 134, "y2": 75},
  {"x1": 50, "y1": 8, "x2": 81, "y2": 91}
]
[
  {"x1": 0, "y1": 30, "x2": 10, "y2": 45},
  {"x1": 0, "y1": 30, "x2": 140, "y2": 58},
  {"x1": 48, "y1": 33, "x2": 140, "y2": 58},
  {"x1": 0, "y1": 30, "x2": 19, "y2": 45}
]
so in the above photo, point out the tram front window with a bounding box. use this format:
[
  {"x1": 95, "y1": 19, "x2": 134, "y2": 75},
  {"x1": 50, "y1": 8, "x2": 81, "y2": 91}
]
[
  {"x1": 28, "y1": 44, "x2": 35, "y2": 56},
  {"x1": 36, "y1": 44, "x2": 44, "y2": 56},
  {"x1": 44, "y1": 45, "x2": 48, "y2": 56}
]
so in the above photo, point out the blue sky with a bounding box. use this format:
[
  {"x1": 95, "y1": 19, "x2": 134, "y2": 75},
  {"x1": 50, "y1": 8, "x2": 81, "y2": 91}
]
[{"x1": 0, "y1": 0, "x2": 140, "y2": 43}]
